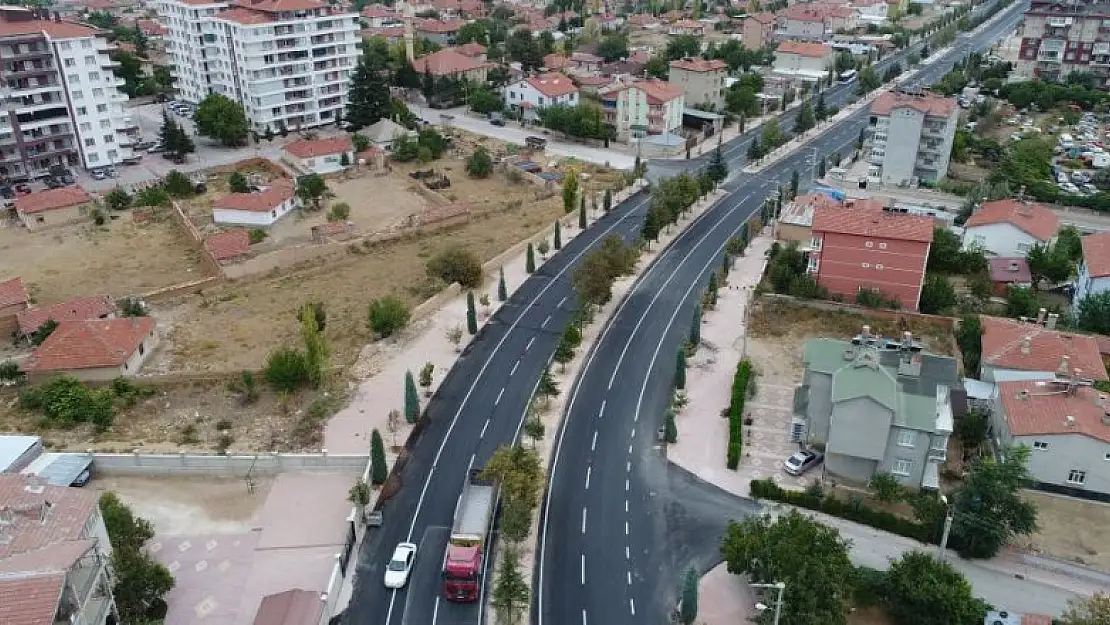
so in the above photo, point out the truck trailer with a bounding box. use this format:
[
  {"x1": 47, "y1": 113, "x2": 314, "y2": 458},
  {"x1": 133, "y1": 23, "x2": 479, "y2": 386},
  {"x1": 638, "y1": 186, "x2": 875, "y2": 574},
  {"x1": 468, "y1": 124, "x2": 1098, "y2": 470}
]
[{"x1": 442, "y1": 471, "x2": 496, "y2": 602}]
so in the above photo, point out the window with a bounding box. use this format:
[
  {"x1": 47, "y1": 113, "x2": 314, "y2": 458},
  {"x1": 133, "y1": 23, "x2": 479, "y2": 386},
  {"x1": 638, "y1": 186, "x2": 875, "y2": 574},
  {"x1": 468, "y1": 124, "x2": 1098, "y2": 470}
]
[
  {"x1": 96, "y1": 104, "x2": 107, "y2": 113},
  {"x1": 87, "y1": 153, "x2": 98, "y2": 162},
  {"x1": 138, "y1": 342, "x2": 145, "y2": 356},
  {"x1": 1017, "y1": 242, "x2": 1032, "y2": 252},
  {"x1": 72, "y1": 90, "x2": 83, "y2": 99},
  {"x1": 80, "y1": 122, "x2": 92, "y2": 131},
  {"x1": 76, "y1": 106, "x2": 86, "y2": 115},
  {"x1": 92, "y1": 88, "x2": 103, "y2": 97},
  {"x1": 84, "y1": 55, "x2": 96, "y2": 65},
  {"x1": 1067, "y1": 470, "x2": 1086, "y2": 485},
  {"x1": 81, "y1": 39, "x2": 92, "y2": 49},
  {"x1": 59, "y1": 41, "x2": 71, "y2": 50},
  {"x1": 85, "y1": 138, "x2": 95, "y2": 147},
  {"x1": 861, "y1": 262, "x2": 870, "y2": 268},
  {"x1": 897, "y1": 430, "x2": 915, "y2": 447},
  {"x1": 64, "y1": 58, "x2": 76, "y2": 67},
  {"x1": 68, "y1": 74, "x2": 79, "y2": 83},
  {"x1": 99, "y1": 119, "x2": 110, "y2": 128},
  {"x1": 88, "y1": 71, "x2": 100, "y2": 82},
  {"x1": 1104, "y1": 452, "x2": 1110, "y2": 461},
  {"x1": 865, "y1": 241, "x2": 873, "y2": 248},
  {"x1": 1033, "y1": 440, "x2": 1049, "y2": 450},
  {"x1": 891, "y1": 458, "x2": 912, "y2": 476},
  {"x1": 876, "y1": 264, "x2": 884, "y2": 270},
  {"x1": 809, "y1": 236, "x2": 821, "y2": 250},
  {"x1": 103, "y1": 135, "x2": 113, "y2": 143},
  {"x1": 878, "y1": 242, "x2": 887, "y2": 249}
]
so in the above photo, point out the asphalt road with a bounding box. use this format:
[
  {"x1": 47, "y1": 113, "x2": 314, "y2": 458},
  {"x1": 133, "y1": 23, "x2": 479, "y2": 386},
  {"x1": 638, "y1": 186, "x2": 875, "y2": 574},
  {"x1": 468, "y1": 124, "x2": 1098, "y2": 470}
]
[{"x1": 535, "y1": 5, "x2": 1031, "y2": 625}]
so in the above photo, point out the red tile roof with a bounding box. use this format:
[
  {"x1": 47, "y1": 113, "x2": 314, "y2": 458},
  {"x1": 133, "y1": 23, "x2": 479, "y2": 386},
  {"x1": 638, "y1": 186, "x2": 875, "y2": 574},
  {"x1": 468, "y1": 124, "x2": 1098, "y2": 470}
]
[
  {"x1": 23, "y1": 317, "x2": 155, "y2": 373},
  {"x1": 776, "y1": 40, "x2": 832, "y2": 58},
  {"x1": 0, "y1": 19, "x2": 99, "y2": 39},
  {"x1": 543, "y1": 53, "x2": 571, "y2": 69},
  {"x1": 215, "y1": 7, "x2": 275, "y2": 24},
  {"x1": 669, "y1": 58, "x2": 727, "y2": 72},
  {"x1": 998, "y1": 380, "x2": 1110, "y2": 443},
  {"x1": 453, "y1": 41, "x2": 486, "y2": 57},
  {"x1": 635, "y1": 78, "x2": 684, "y2": 104},
  {"x1": 871, "y1": 90, "x2": 958, "y2": 118},
  {"x1": 627, "y1": 13, "x2": 660, "y2": 25},
  {"x1": 527, "y1": 72, "x2": 578, "y2": 98},
  {"x1": 16, "y1": 295, "x2": 114, "y2": 336},
  {"x1": 0, "y1": 474, "x2": 99, "y2": 558},
  {"x1": 811, "y1": 205, "x2": 933, "y2": 242},
  {"x1": 0, "y1": 277, "x2": 29, "y2": 309},
  {"x1": 136, "y1": 18, "x2": 168, "y2": 36},
  {"x1": 416, "y1": 18, "x2": 465, "y2": 33},
  {"x1": 1021, "y1": 616, "x2": 1054, "y2": 625},
  {"x1": 412, "y1": 48, "x2": 487, "y2": 76},
  {"x1": 360, "y1": 5, "x2": 396, "y2": 17},
  {"x1": 14, "y1": 187, "x2": 92, "y2": 215},
  {"x1": 981, "y1": 316, "x2": 1108, "y2": 381},
  {"x1": 988, "y1": 257, "x2": 1032, "y2": 285},
  {"x1": 212, "y1": 179, "x2": 294, "y2": 213},
  {"x1": 252, "y1": 589, "x2": 324, "y2": 625},
  {"x1": 283, "y1": 135, "x2": 352, "y2": 159},
  {"x1": 1080, "y1": 231, "x2": 1110, "y2": 279},
  {"x1": 230, "y1": 0, "x2": 326, "y2": 11},
  {"x1": 964, "y1": 199, "x2": 1059, "y2": 242},
  {"x1": 0, "y1": 573, "x2": 66, "y2": 625},
  {"x1": 204, "y1": 229, "x2": 252, "y2": 261}
]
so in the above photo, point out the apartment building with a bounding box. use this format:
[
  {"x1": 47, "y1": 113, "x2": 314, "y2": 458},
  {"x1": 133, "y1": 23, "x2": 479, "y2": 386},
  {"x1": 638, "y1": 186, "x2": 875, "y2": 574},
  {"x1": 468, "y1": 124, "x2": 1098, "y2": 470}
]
[
  {"x1": 1015, "y1": 0, "x2": 1110, "y2": 87},
  {"x1": 742, "y1": 12, "x2": 777, "y2": 50},
  {"x1": 868, "y1": 90, "x2": 958, "y2": 185},
  {"x1": 777, "y1": 4, "x2": 856, "y2": 41},
  {"x1": 772, "y1": 40, "x2": 833, "y2": 83},
  {"x1": 599, "y1": 78, "x2": 685, "y2": 140},
  {"x1": 807, "y1": 204, "x2": 934, "y2": 310},
  {"x1": 0, "y1": 473, "x2": 118, "y2": 625},
  {"x1": 668, "y1": 57, "x2": 727, "y2": 110},
  {"x1": 0, "y1": 7, "x2": 135, "y2": 175},
  {"x1": 156, "y1": 0, "x2": 360, "y2": 133}
]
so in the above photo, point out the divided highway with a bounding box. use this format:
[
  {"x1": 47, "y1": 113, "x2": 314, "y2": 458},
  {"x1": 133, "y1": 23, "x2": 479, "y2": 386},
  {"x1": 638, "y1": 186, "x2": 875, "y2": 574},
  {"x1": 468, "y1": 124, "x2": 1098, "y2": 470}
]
[{"x1": 536, "y1": 5, "x2": 1029, "y2": 625}]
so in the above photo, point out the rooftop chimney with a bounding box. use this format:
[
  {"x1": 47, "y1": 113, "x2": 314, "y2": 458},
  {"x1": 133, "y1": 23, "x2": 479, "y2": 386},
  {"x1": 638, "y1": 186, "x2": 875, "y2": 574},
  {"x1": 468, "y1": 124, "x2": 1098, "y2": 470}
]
[
  {"x1": 1020, "y1": 335, "x2": 1032, "y2": 355},
  {"x1": 862, "y1": 325, "x2": 871, "y2": 338},
  {"x1": 1008, "y1": 261, "x2": 1020, "y2": 272},
  {"x1": 1058, "y1": 355, "x2": 1070, "y2": 376},
  {"x1": 1065, "y1": 415, "x2": 1076, "y2": 427},
  {"x1": 1099, "y1": 394, "x2": 1108, "y2": 409},
  {"x1": 1018, "y1": 389, "x2": 1029, "y2": 400},
  {"x1": 1046, "y1": 313, "x2": 1059, "y2": 330},
  {"x1": 1037, "y1": 307, "x2": 1047, "y2": 324}
]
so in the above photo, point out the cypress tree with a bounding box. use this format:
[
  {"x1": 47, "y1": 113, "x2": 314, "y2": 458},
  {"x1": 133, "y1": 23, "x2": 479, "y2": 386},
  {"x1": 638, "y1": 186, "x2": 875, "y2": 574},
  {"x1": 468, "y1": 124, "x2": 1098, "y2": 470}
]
[
  {"x1": 674, "y1": 349, "x2": 687, "y2": 390},
  {"x1": 722, "y1": 253, "x2": 731, "y2": 276},
  {"x1": 578, "y1": 203, "x2": 587, "y2": 229},
  {"x1": 664, "y1": 410, "x2": 677, "y2": 444},
  {"x1": 690, "y1": 304, "x2": 702, "y2": 346},
  {"x1": 466, "y1": 291, "x2": 478, "y2": 335},
  {"x1": 603, "y1": 188, "x2": 612, "y2": 211},
  {"x1": 370, "y1": 429, "x2": 387, "y2": 485},
  {"x1": 526, "y1": 243, "x2": 536, "y2": 274},
  {"x1": 404, "y1": 371, "x2": 420, "y2": 423},
  {"x1": 680, "y1": 567, "x2": 699, "y2": 625},
  {"x1": 708, "y1": 273, "x2": 719, "y2": 306},
  {"x1": 553, "y1": 221, "x2": 562, "y2": 250},
  {"x1": 498, "y1": 266, "x2": 508, "y2": 302}
]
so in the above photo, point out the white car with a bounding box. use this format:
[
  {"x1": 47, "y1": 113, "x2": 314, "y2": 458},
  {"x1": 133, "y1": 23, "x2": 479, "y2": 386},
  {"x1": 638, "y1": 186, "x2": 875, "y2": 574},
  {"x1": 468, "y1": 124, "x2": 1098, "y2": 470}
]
[{"x1": 383, "y1": 542, "x2": 417, "y2": 589}]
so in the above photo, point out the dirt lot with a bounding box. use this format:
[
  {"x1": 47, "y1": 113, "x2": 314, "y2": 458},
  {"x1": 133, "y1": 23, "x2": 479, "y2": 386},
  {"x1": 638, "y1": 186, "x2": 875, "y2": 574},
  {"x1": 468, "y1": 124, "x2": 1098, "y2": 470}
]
[
  {"x1": 0, "y1": 214, "x2": 206, "y2": 304},
  {"x1": 1016, "y1": 490, "x2": 1110, "y2": 572},
  {"x1": 93, "y1": 475, "x2": 273, "y2": 534}
]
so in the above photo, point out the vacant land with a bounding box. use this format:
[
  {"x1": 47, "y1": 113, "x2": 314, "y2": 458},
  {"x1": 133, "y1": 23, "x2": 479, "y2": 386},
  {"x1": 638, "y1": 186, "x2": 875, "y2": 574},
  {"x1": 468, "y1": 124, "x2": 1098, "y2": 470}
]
[
  {"x1": 0, "y1": 214, "x2": 206, "y2": 304},
  {"x1": 93, "y1": 475, "x2": 273, "y2": 534},
  {"x1": 1016, "y1": 490, "x2": 1110, "y2": 572}
]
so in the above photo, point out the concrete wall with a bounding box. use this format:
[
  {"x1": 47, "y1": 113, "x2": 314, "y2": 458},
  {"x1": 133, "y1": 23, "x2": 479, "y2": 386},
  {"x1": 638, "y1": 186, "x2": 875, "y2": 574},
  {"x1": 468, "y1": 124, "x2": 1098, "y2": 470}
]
[
  {"x1": 827, "y1": 396, "x2": 891, "y2": 462},
  {"x1": 668, "y1": 66, "x2": 726, "y2": 110},
  {"x1": 1015, "y1": 433, "x2": 1110, "y2": 496},
  {"x1": 882, "y1": 425, "x2": 930, "y2": 487},
  {"x1": 89, "y1": 451, "x2": 368, "y2": 477},
  {"x1": 19, "y1": 202, "x2": 93, "y2": 232}
]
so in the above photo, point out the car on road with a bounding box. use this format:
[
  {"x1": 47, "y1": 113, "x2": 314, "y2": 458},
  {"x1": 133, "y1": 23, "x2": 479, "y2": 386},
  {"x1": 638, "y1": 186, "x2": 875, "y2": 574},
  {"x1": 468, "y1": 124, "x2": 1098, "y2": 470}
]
[
  {"x1": 89, "y1": 169, "x2": 108, "y2": 180},
  {"x1": 783, "y1": 449, "x2": 824, "y2": 476},
  {"x1": 383, "y1": 542, "x2": 417, "y2": 589},
  {"x1": 147, "y1": 143, "x2": 165, "y2": 153}
]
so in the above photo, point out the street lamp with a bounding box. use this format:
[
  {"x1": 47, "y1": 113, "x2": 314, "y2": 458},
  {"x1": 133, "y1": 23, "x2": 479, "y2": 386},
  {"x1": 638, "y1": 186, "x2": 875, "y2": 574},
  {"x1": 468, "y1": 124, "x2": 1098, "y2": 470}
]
[
  {"x1": 750, "y1": 581, "x2": 786, "y2": 625},
  {"x1": 936, "y1": 494, "x2": 955, "y2": 562}
]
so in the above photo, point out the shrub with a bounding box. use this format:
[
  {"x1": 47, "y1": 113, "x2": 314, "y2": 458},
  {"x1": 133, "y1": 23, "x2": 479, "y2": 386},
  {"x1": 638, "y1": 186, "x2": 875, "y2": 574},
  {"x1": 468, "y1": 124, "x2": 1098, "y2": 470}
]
[
  {"x1": 0, "y1": 360, "x2": 23, "y2": 383},
  {"x1": 466, "y1": 146, "x2": 492, "y2": 177},
  {"x1": 426, "y1": 246, "x2": 483, "y2": 289},
  {"x1": 27, "y1": 376, "x2": 115, "y2": 431},
  {"x1": 368, "y1": 296, "x2": 411, "y2": 338},
  {"x1": 264, "y1": 347, "x2": 311, "y2": 392},
  {"x1": 727, "y1": 360, "x2": 752, "y2": 469},
  {"x1": 327, "y1": 202, "x2": 351, "y2": 222},
  {"x1": 248, "y1": 228, "x2": 267, "y2": 244}
]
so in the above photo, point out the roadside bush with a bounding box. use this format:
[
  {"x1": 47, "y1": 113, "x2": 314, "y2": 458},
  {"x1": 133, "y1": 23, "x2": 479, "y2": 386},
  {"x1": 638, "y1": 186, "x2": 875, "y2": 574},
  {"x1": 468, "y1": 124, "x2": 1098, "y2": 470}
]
[
  {"x1": 727, "y1": 360, "x2": 752, "y2": 469},
  {"x1": 22, "y1": 375, "x2": 115, "y2": 431},
  {"x1": 248, "y1": 228, "x2": 267, "y2": 244},
  {"x1": 0, "y1": 360, "x2": 23, "y2": 383},
  {"x1": 426, "y1": 246, "x2": 483, "y2": 289},
  {"x1": 368, "y1": 296, "x2": 411, "y2": 338},
  {"x1": 264, "y1": 347, "x2": 311, "y2": 392}
]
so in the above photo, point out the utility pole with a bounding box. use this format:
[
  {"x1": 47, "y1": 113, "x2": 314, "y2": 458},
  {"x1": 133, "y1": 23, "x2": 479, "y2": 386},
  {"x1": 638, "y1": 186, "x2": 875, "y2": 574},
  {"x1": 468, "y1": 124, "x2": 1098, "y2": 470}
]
[
  {"x1": 751, "y1": 581, "x2": 786, "y2": 625},
  {"x1": 937, "y1": 494, "x2": 955, "y2": 562},
  {"x1": 810, "y1": 146, "x2": 819, "y2": 184}
]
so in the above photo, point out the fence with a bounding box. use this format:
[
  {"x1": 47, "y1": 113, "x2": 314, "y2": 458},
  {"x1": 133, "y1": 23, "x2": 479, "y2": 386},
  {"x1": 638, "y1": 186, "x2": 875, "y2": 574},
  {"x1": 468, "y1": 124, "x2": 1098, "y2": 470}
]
[{"x1": 89, "y1": 451, "x2": 367, "y2": 477}]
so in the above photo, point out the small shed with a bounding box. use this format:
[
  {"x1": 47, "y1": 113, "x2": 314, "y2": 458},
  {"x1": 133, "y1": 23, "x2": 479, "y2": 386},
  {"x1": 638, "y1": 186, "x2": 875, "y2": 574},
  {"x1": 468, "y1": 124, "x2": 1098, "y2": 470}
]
[{"x1": 360, "y1": 119, "x2": 415, "y2": 150}]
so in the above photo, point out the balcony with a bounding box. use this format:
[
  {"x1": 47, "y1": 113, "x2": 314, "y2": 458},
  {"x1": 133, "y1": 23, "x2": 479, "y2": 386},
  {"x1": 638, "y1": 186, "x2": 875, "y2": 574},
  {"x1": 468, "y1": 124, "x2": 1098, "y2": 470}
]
[
  {"x1": 5, "y1": 62, "x2": 53, "y2": 77},
  {"x1": 100, "y1": 56, "x2": 121, "y2": 69}
]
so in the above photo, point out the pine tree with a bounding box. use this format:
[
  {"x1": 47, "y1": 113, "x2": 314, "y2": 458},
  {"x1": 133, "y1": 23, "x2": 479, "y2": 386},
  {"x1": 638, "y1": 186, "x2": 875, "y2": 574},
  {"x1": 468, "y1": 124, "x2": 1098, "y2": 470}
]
[
  {"x1": 790, "y1": 169, "x2": 800, "y2": 197},
  {"x1": 747, "y1": 136, "x2": 762, "y2": 160},
  {"x1": 466, "y1": 291, "x2": 478, "y2": 335},
  {"x1": 818, "y1": 156, "x2": 826, "y2": 178},
  {"x1": 680, "y1": 567, "x2": 699, "y2": 625},
  {"x1": 603, "y1": 188, "x2": 612, "y2": 212},
  {"x1": 404, "y1": 371, "x2": 420, "y2": 424},
  {"x1": 689, "y1": 303, "x2": 702, "y2": 346},
  {"x1": 553, "y1": 221, "x2": 562, "y2": 250},
  {"x1": 526, "y1": 243, "x2": 536, "y2": 274},
  {"x1": 674, "y1": 349, "x2": 687, "y2": 390},
  {"x1": 707, "y1": 141, "x2": 728, "y2": 184},
  {"x1": 578, "y1": 203, "x2": 587, "y2": 229},
  {"x1": 815, "y1": 92, "x2": 828, "y2": 121},
  {"x1": 738, "y1": 114, "x2": 745, "y2": 133},
  {"x1": 663, "y1": 409, "x2": 678, "y2": 444},
  {"x1": 370, "y1": 429, "x2": 387, "y2": 485},
  {"x1": 579, "y1": 194, "x2": 585, "y2": 215},
  {"x1": 345, "y1": 53, "x2": 391, "y2": 130},
  {"x1": 498, "y1": 266, "x2": 508, "y2": 302}
]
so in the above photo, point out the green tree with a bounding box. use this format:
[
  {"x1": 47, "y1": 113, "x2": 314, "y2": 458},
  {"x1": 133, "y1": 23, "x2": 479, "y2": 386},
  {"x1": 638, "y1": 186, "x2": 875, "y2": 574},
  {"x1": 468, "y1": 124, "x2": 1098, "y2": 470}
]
[
  {"x1": 466, "y1": 291, "x2": 478, "y2": 335},
  {"x1": 345, "y1": 52, "x2": 392, "y2": 130},
  {"x1": 721, "y1": 510, "x2": 854, "y2": 625},
  {"x1": 553, "y1": 220, "x2": 562, "y2": 250},
  {"x1": 572, "y1": 235, "x2": 639, "y2": 306},
  {"x1": 1004, "y1": 285, "x2": 1040, "y2": 319},
  {"x1": 927, "y1": 228, "x2": 965, "y2": 273},
  {"x1": 554, "y1": 332, "x2": 575, "y2": 371},
  {"x1": 950, "y1": 445, "x2": 1039, "y2": 559},
  {"x1": 814, "y1": 93, "x2": 828, "y2": 121},
  {"x1": 370, "y1": 428, "x2": 388, "y2": 484},
  {"x1": 466, "y1": 146, "x2": 492, "y2": 178},
  {"x1": 538, "y1": 367, "x2": 559, "y2": 402},
  {"x1": 603, "y1": 188, "x2": 612, "y2": 212},
  {"x1": 563, "y1": 172, "x2": 579, "y2": 213},
  {"x1": 1056, "y1": 225, "x2": 1084, "y2": 263},
  {"x1": 404, "y1": 370, "x2": 420, "y2": 423},
  {"x1": 1077, "y1": 291, "x2": 1110, "y2": 334},
  {"x1": 1027, "y1": 243, "x2": 1073, "y2": 287},
  {"x1": 228, "y1": 171, "x2": 250, "y2": 193},
  {"x1": 747, "y1": 136, "x2": 762, "y2": 160},
  {"x1": 100, "y1": 492, "x2": 175, "y2": 622},
  {"x1": 523, "y1": 415, "x2": 545, "y2": 448},
  {"x1": 1061, "y1": 593, "x2": 1110, "y2": 625},
  {"x1": 579, "y1": 202, "x2": 587, "y2": 228},
  {"x1": 264, "y1": 347, "x2": 310, "y2": 392},
  {"x1": 680, "y1": 567, "x2": 699, "y2": 625},
  {"x1": 870, "y1": 472, "x2": 905, "y2": 503},
  {"x1": 368, "y1": 296, "x2": 410, "y2": 338},
  {"x1": 194, "y1": 93, "x2": 249, "y2": 147},
  {"x1": 300, "y1": 303, "x2": 329, "y2": 388},
  {"x1": 645, "y1": 55, "x2": 670, "y2": 79},
  {"x1": 790, "y1": 169, "x2": 800, "y2": 197},
  {"x1": 30, "y1": 318, "x2": 58, "y2": 346},
  {"x1": 689, "y1": 303, "x2": 702, "y2": 346},
  {"x1": 526, "y1": 242, "x2": 536, "y2": 274},
  {"x1": 707, "y1": 143, "x2": 728, "y2": 184},
  {"x1": 597, "y1": 32, "x2": 630, "y2": 61},
  {"x1": 295, "y1": 174, "x2": 330, "y2": 210},
  {"x1": 919, "y1": 274, "x2": 957, "y2": 314},
  {"x1": 663, "y1": 409, "x2": 678, "y2": 443},
  {"x1": 104, "y1": 188, "x2": 131, "y2": 210},
  {"x1": 665, "y1": 34, "x2": 700, "y2": 60},
  {"x1": 492, "y1": 546, "x2": 531, "y2": 623},
  {"x1": 956, "y1": 407, "x2": 990, "y2": 450},
  {"x1": 674, "y1": 349, "x2": 687, "y2": 390},
  {"x1": 707, "y1": 271, "x2": 719, "y2": 304},
  {"x1": 956, "y1": 315, "x2": 983, "y2": 378},
  {"x1": 498, "y1": 266, "x2": 508, "y2": 302},
  {"x1": 883, "y1": 551, "x2": 986, "y2": 625},
  {"x1": 794, "y1": 102, "x2": 816, "y2": 133},
  {"x1": 427, "y1": 246, "x2": 483, "y2": 288}
]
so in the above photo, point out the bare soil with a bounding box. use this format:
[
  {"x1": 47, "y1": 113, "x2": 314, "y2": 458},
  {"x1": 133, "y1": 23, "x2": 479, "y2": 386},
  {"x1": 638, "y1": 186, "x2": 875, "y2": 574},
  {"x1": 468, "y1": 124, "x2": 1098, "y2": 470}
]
[
  {"x1": 93, "y1": 475, "x2": 273, "y2": 534},
  {"x1": 0, "y1": 214, "x2": 207, "y2": 304},
  {"x1": 1015, "y1": 490, "x2": 1110, "y2": 572},
  {"x1": 849, "y1": 606, "x2": 895, "y2": 625}
]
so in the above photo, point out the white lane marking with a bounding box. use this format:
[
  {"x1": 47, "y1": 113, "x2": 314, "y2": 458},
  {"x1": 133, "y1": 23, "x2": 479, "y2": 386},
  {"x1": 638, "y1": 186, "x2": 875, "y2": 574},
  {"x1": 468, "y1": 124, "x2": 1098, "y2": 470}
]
[
  {"x1": 630, "y1": 599, "x2": 636, "y2": 616},
  {"x1": 581, "y1": 554, "x2": 586, "y2": 585},
  {"x1": 581, "y1": 507, "x2": 587, "y2": 533},
  {"x1": 628, "y1": 444, "x2": 633, "y2": 454},
  {"x1": 510, "y1": 359, "x2": 520, "y2": 376},
  {"x1": 629, "y1": 427, "x2": 635, "y2": 439},
  {"x1": 542, "y1": 314, "x2": 552, "y2": 328},
  {"x1": 625, "y1": 546, "x2": 630, "y2": 559},
  {"x1": 469, "y1": 454, "x2": 475, "y2": 469},
  {"x1": 625, "y1": 500, "x2": 629, "y2": 513},
  {"x1": 479, "y1": 418, "x2": 490, "y2": 438},
  {"x1": 626, "y1": 461, "x2": 631, "y2": 472},
  {"x1": 558, "y1": 295, "x2": 568, "y2": 307},
  {"x1": 525, "y1": 336, "x2": 536, "y2": 351},
  {"x1": 585, "y1": 466, "x2": 591, "y2": 490},
  {"x1": 582, "y1": 610, "x2": 587, "y2": 625},
  {"x1": 599, "y1": 400, "x2": 606, "y2": 418},
  {"x1": 625, "y1": 479, "x2": 630, "y2": 491},
  {"x1": 625, "y1": 521, "x2": 629, "y2": 535},
  {"x1": 495, "y1": 387, "x2": 505, "y2": 406},
  {"x1": 432, "y1": 597, "x2": 439, "y2": 625},
  {"x1": 627, "y1": 571, "x2": 632, "y2": 585},
  {"x1": 591, "y1": 431, "x2": 597, "y2": 451}
]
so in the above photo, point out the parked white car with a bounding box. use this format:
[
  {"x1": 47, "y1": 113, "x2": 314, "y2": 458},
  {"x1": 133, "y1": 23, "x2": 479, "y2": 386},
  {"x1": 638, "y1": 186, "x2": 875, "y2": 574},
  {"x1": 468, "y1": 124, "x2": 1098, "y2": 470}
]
[{"x1": 383, "y1": 542, "x2": 417, "y2": 589}]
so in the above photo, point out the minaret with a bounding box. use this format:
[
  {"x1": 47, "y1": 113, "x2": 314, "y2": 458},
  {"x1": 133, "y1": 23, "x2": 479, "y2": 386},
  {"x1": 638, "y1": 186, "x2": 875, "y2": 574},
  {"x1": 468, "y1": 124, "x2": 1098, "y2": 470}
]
[{"x1": 401, "y1": 0, "x2": 416, "y2": 61}]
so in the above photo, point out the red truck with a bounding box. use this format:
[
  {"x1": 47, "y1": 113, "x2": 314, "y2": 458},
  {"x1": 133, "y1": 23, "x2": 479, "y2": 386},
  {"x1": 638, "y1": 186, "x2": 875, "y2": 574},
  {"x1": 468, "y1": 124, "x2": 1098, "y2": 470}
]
[{"x1": 442, "y1": 471, "x2": 496, "y2": 602}]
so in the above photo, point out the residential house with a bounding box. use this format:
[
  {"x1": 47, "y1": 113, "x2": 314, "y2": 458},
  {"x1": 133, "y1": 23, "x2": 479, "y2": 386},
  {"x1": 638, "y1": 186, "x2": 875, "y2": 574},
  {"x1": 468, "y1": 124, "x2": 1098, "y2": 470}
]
[
  {"x1": 669, "y1": 58, "x2": 728, "y2": 110},
  {"x1": 795, "y1": 337, "x2": 957, "y2": 489},
  {"x1": 668, "y1": 19, "x2": 707, "y2": 36},
  {"x1": 868, "y1": 90, "x2": 959, "y2": 185},
  {"x1": 853, "y1": 0, "x2": 890, "y2": 25},
  {"x1": 543, "y1": 53, "x2": 573, "y2": 71},
  {"x1": 989, "y1": 257, "x2": 1033, "y2": 296},
  {"x1": 807, "y1": 204, "x2": 934, "y2": 310},
  {"x1": 1072, "y1": 231, "x2": 1110, "y2": 309},
  {"x1": 962, "y1": 199, "x2": 1059, "y2": 258},
  {"x1": 0, "y1": 473, "x2": 117, "y2": 625},
  {"x1": 14, "y1": 186, "x2": 95, "y2": 232},
  {"x1": 0, "y1": 277, "x2": 30, "y2": 338},
  {"x1": 211, "y1": 178, "x2": 296, "y2": 227},
  {"x1": 282, "y1": 136, "x2": 355, "y2": 175},
  {"x1": 600, "y1": 78, "x2": 685, "y2": 140},
  {"x1": 252, "y1": 589, "x2": 325, "y2": 625},
  {"x1": 772, "y1": 40, "x2": 833, "y2": 84},
  {"x1": 22, "y1": 316, "x2": 157, "y2": 382},
  {"x1": 504, "y1": 72, "x2": 579, "y2": 120},
  {"x1": 454, "y1": 41, "x2": 487, "y2": 60},
  {"x1": 411, "y1": 48, "x2": 490, "y2": 83},
  {"x1": 992, "y1": 379, "x2": 1110, "y2": 497},
  {"x1": 597, "y1": 13, "x2": 624, "y2": 30},
  {"x1": 16, "y1": 295, "x2": 114, "y2": 340},
  {"x1": 575, "y1": 74, "x2": 614, "y2": 96},
  {"x1": 777, "y1": 194, "x2": 887, "y2": 244},
  {"x1": 570, "y1": 52, "x2": 603, "y2": 73},
  {"x1": 363, "y1": 25, "x2": 406, "y2": 44},
  {"x1": 204, "y1": 229, "x2": 252, "y2": 264},
  {"x1": 778, "y1": 4, "x2": 856, "y2": 40},
  {"x1": 360, "y1": 118, "x2": 414, "y2": 150},
  {"x1": 627, "y1": 13, "x2": 661, "y2": 29},
  {"x1": 415, "y1": 19, "x2": 465, "y2": 45},
  {"x1": 980, "y1": 315, "x2": 1108, "y2": 383},
  {"x1": 742, "y1": 12, "x2": 777, "y2": 50},
  {"x1": 360, "y1": 5, "x2": 401, "y2": 27}
]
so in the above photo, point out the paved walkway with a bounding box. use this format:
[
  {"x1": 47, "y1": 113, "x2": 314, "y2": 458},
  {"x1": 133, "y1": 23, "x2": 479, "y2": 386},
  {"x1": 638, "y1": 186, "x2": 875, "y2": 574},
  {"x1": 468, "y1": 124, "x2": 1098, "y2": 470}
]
[{"x1": 698, "y1": 564, "x2": 756, "y2": 625}]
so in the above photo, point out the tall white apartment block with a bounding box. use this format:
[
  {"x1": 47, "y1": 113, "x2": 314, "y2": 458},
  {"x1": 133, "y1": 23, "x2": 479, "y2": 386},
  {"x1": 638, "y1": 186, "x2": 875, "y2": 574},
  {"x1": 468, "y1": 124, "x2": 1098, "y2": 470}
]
[
  {"x1": 0, "y1": 7, "x2": 135, "y2": 176},
  {"x1": 156, "y1": 0, "x2": 360, "y2": 132},
  {"x1": 867, "y1": 90, "x2": 959, "y2": 186}
]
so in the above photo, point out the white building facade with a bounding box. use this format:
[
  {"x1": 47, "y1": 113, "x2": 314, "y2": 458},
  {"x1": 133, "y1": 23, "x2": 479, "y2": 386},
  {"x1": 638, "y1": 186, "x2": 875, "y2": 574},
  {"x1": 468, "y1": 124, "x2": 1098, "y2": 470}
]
[
  {"x1": 1073, "y1": 231, "x2": 1110, "y2": 309},
  {"x1": 156, "y1": 0, "x2": 360, "y2": 132},
  {"x1": 868, "y1": 90, "x2": 958, "y2": 185}
]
